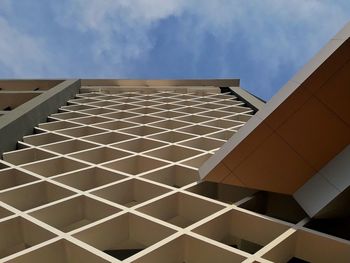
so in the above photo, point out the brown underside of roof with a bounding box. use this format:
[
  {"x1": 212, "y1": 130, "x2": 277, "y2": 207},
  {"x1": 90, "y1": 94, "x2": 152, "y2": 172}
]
[{"x1": 201, "y1": 23, "x2": 350, "y2": 195}]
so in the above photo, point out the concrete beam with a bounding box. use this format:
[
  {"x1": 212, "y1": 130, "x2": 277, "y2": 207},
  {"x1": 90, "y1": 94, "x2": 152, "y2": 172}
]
[
  {"x1": 0, "y1": 79, "x2": 80, "y2": 155},
  {"x1": 81, "y1": 79, "x2": 240, "y2": 87}
]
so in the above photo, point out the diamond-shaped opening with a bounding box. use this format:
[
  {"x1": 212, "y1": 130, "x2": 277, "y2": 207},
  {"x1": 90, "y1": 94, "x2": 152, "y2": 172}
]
[
  {"x1": 151, "y1": 119, "x2": 191, "y2": 130},
  {"x1": 23, "y1": 133, "x2": 70, "y2": 146},
  {"x1": 16, "y1": 142, "x2": 31, "y2": 150},
  {"x1": 121, "y1": 125, "x2": 166, "y2": 137},
  {"x1": 76, "y1": 93, "x2": 104, "y2": 98},
  {"x1": 103, "y1": 155, "x2": 168, "y2": 176},
  {"x1": 138, "y1": 192, "x2": 224, "y2": 227},
  {"x1": 147, "y1": 145, "x2": 203, "y2": 163},
  {"x1": 88, "y1": 101, "x2": 117, "y2": 107},
  {"x1": 30, "y1": 196, "x2": 120, "y2": 232},
  {"x1": 178, "y1": 125, "x2": 221, "y2": 136},
  {"x1": 56, "y1": 126, "x2": 106, "y2": 138},
  {"x1": 196, "y1": 103, "x2": 226, "y2": 110},
  {"x1": 69, "y1": 147, "x2": 131, "y2": 164},
  {"x1": 60, "y1": 104, "x2": 95, "y2": 111},
  {"x1": 154, "y1": 92, "x2": 179, "y2": 98},
  {"x1": 135, "y1": 95, "x2": 160, "y2": 100},
  {"x1": 113, "y1": 97, "x2": 141, "y2": 103},
  {"x1": 42, "y1": 139, "x2": 98, "y2": 155},
  {"x1": 208, "y1": 94, "x2": 234, "y2": 100},
  {"x1": 151, "y1": 110, "x2": 184, "y2": 119},
  {"x1": 174, "y1": 106, "x2": 207, "y2": 114},
  {"x1": 92, "y1": 179, "x2": 170, "y2": 208},
  {"x1": 33, "y1": 127, "x2": 47, "y2": 134},
  {"x1": 215, "y1": 99, "x2": 244, "y2": 106},
  {"x1": 54, "y1": 167, "x2": 127, "y2": 191},
  {"x1": 230, "y1": 125, "x2": 247, "y2": 133},
  {"x1": 180, "y1": 137, "x2": 225, "y2": 151},
  {"x1": 0, "y1": 168, "x2": 39, "y2": 191},
  {"x1": 129, "y1": 94, "x2": 154, "y2": 102},
  {"x1": 0, "y1": 217, "x2": 56, "y2": 259},
  {"x1": 100, "y1": 111, "x2": 139, "y2": 120},
  {"x1": 80, "y1": 107, "x2": 116, "y2": 115},
  {"x1": 175, "y1": 114, "x2": 213, "y2": 124},
  {"x1": 38, "y1": 121, "x2": 81, "y2": 131},
  {"x1": 219, "y1": 105, "x2": 253, "y2": 114},
  {"x1": 239, "y1": 192, "x2": 307, "y2": 224},
  {"x1": 172, "y1": 100, "x2": 203, "y2": 107},
  {"x1": 141, "y1": 165, "x2": 197, "y2": 188},
  {"x1": 223, "y1": 114, "x2": 253, "y2": 122},
  {"x1": 187, "y1": 182, "x2": 256, "y2": 204},
  {"x1": 198, "y1": 110, "x2": 233, "y2": 118},
  {"x1": 206, "y1": 130, "x2": 236, "y2": 141},
  {"x1": 0, "y1": 162, "x2": 9, "y2": 170},
  {"x1": 74, "y1": 213, "x2": 175, "y2": 261},
  {"x1": 83, "y1": 131, "x2": 136, "y2": 145},
  {"x1": 95, "y1": 95, "x2": 120, "y2": 100},
  {"x1": 192, "y1": 97, "x2": 219, "y2": 103},
  {"x1": 203, "y1": 119, "x2": 244, "y2": 129},
  {"x1": 92, "y1": 179, "x2": 169, "y2": 207},
  {"x1": 0, "y1": 206, "x2": 12, "y2": 219},
  {"x1": 152, "y1": 103, "x2": 183, "y2": 111},
  {"x1": 10, "y1": 239, "x2": 112, "y2": 263},
  {"x1": 50, "y1": 112, "x2": 89, "y2": 120},
  {"x1": 262, "y1": 230, "x2": 350, "y2": 263},
  {"x1": 193, "y1": 209, "x2": 289, "y2": 254},
  {"x1": 106, "y1": 103, "x2": 140, "y2": 111},
  {"x1": 0, "y1": 182, "x2": 74, "y2": 211},
  {"x1": 131, "y1": 100, "x2": 163, "y2": 107},
  {"x1": 104, "y1": 96, "x2": 124, "y2": 101},
  {"x1": 69, "y1": 116, "x2": 112, "y2": 125},
  {"x1": 173, "y1": 94, "x2": 197, "y2": 100},
  {"x1": 181, "y1": 154, "x2": 213, "y2": 169},
  {"x1": 130, "y1": 107, "x2": 163, "y2": 115},
  {"x1": 219, "y1": 105, "x2": 248, "y2": 113},
  {"x1": 68, "y1": 98, "x2": 99, "y2": 104},
  {"x1": 132, "y1": 235, "x2": 246, "y2": 263},
  {"x1": 148, "y1": 131, "x2": 195, "y2": 143},
  {"x1": 2, "y1": 148, "x2": 56, "y2": 165},
  {"x1": 22, "y1": 157, "x2": 88, "y2": 177},
  {"x1": 127, "y1": 115, "x2": 163, "y2": 125},
  {"x1": 93, "y1": 120, "x2": 137, "y2": 130},
  {"x1": 111, "y1": 138, "x2": 167, "y2": 153},
  {"x1": 210, "y1": 95, "x2": 230, "y2": 100},
  {"x1": 153, "y1": 97, "x2": 180, "y2": 103}
]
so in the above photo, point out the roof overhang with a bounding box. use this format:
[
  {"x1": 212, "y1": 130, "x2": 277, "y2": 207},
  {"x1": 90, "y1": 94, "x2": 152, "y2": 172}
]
[
  {"x1": 81, "y1": 79, "x2": 240, "y2": 87},
  {"x1": 199, "y1": 22, "x2": 350, "y2": 216}
]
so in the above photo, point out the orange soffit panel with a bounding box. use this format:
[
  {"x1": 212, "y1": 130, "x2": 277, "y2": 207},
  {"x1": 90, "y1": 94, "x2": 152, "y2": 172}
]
[{"x1": 199, "y1": 22, "x2": 350, "y2": 197}]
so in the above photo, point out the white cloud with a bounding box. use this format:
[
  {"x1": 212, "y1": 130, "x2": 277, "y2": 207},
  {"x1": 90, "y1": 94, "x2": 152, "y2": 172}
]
[
  {"x1": 54, "y1": 0, "x2": 187, "y2": 67},
  {"x1": 0, "y1": 0, "x2": 348, "y2": 97},
  {"x1": 0, "y1": 0, "x2": 13, "y2": 14},
  {"x1": 0, "y1": 17, "x2": 56, "y2": 77},
  {"x1": 185, "y1": 0, "x2": 349, "y2": 96},
  {"x1": 54, "y1": 0, "x2": 349, "y2": 91}
]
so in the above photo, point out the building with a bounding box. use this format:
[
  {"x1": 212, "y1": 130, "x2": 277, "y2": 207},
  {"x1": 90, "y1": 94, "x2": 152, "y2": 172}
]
[{"x1": 0, "y1": 23, "x2": 349, "y2": 263}]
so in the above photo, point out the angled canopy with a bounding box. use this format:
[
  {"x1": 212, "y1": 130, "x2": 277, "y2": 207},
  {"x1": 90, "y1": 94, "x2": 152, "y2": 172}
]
[{"x1": 200, "y1": 22, "x2": 350, "y2": 217}]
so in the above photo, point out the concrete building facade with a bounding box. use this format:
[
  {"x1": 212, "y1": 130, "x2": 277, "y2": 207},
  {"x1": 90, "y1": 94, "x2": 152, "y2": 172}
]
[{"x1": 0, "y1": 23, "x2": 349, "y2": 263}]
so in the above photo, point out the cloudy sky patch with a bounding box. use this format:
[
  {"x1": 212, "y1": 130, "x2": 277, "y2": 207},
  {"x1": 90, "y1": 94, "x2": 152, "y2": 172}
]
[{"x1": 0, "y1": 0, "x2": 349, "y2": 99}]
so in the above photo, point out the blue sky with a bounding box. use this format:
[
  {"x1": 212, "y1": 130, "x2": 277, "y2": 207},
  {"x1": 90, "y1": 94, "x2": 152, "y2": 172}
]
[{"x1": 0, "y1": 1, "x2": 349, "y2": 100}]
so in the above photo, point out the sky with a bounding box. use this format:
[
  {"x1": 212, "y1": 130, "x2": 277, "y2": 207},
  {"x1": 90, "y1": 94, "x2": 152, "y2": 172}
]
[{"x1": 0, "y1": 1, "x2": 349, "y2": 100}]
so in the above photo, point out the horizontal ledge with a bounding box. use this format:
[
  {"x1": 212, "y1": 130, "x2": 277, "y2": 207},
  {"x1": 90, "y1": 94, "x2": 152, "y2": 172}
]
[
  {"x1": 0, "y1": 91, "x2": 44, "y2": 94},
  {"x1": 0, "y1": 80, "x2": 65, "y2": 91},
  {"x1": 80, "y1": 79, "x2": 240, "y2": 87}
]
